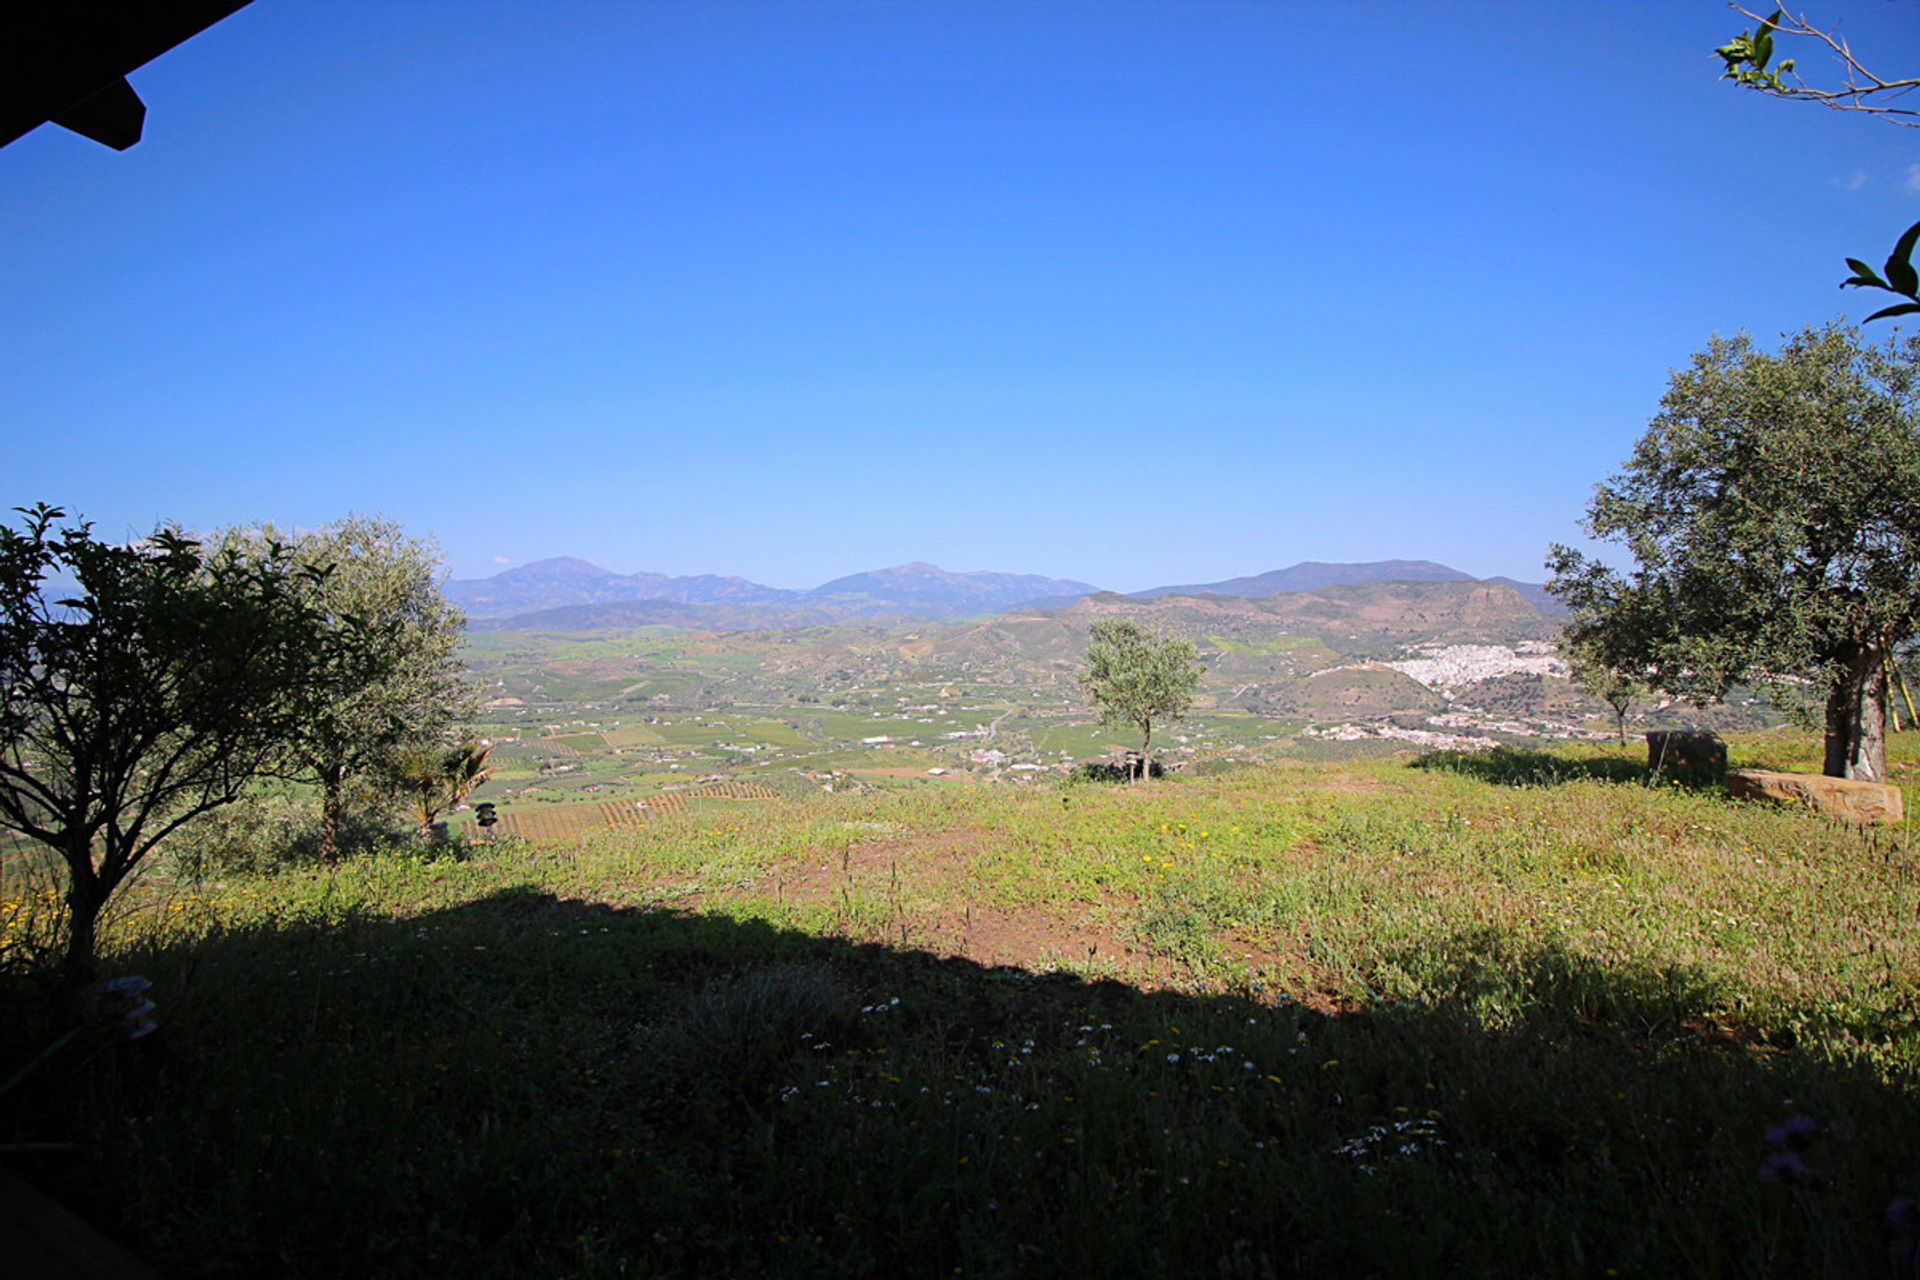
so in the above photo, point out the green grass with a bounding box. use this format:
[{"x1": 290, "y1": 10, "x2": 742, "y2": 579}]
[{"x1": 4, "y1": 733, "x2": 1919, "y2": 1276}]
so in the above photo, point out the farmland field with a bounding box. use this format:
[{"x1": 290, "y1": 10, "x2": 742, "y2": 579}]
[
  {"x1": 455, "y1": 604, "x2": 1782, "y2": 835},
  {"x1": 492, "y1": 783, "x2": 781, "y2": 842}
]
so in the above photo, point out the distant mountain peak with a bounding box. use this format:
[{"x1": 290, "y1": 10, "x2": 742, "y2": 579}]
[
  {"x1": 500, "y1": 555, "x2": 613, "y2": 577},
  {"x1": 804, "y1": 564, "x2": 1102, "y2": 616}
]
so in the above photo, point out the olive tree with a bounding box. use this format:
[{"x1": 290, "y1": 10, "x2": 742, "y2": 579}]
[
  {"x1": 221, "y1": 515, "x2": 474, "y2": 860},
  {"x1": 1078, "y1": 618, "x2": 1204, "y2": 782},
  {"x1": 1548, "y1": 323, "x2": 1920, "y2": 781},
  {"x1": 0, "y1": 506, "x2": 330, "y2": 985}
]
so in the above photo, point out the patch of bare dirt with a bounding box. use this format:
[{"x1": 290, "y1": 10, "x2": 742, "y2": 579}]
[
  {"x1": 718, "y1": 824, "x2": 1175, "y2": 982},
  {"x1": 1314, "y1": 771, "x2": 1397, "y2": 795},
  {"x1": 914, "y1": 902, "x2": 1138, "y2": 973},
  {"x1": 1220, "y1": 927, "x2": 1362, "y2": 1015},
  {"x1": 770, "y1": 825, "x2": 985, "y2": 901}
]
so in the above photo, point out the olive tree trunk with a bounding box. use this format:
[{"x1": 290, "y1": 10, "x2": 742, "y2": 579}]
[
  {"x1": 317, "y1": 761, "x2": 346, "y2": 863},
  {"x1": 1824, "y1": 641, "x2": 1889, "y2": 781},
  {"x1": 59, "y1": 837, "x2": 106, "y2": 992}
]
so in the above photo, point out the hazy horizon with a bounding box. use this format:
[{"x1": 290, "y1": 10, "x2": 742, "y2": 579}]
[{"x1": 451, "y1": 550, "x2": 1531, "y2": 597}]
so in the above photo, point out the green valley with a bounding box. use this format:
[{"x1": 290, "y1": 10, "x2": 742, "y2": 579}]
[{"x1": 451, "y1": 581, "x2": 1780, "y2": 846}]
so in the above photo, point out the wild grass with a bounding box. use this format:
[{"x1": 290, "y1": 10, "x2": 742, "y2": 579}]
[{"x1": 2, "y1": 732, "x2": 1918, "y2": 1276}]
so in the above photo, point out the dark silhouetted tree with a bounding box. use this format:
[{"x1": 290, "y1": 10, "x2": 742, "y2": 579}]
[{"x1": 0, "y1": 506, "x2": 330, "y2": 985}]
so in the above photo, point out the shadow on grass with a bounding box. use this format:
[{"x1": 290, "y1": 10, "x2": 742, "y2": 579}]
[
  {"x1": 3, "y1": 889, "x2": 1914, "y2": 1279},
  {"x1": 1411, "y1": 746, "x2": 1732, "y2": 792}
]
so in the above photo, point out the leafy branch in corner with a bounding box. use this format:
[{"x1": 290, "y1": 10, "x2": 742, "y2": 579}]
[
  {"x1": 1715, "y1": 7, "x2": 1919, "y2": 124},
  {"x1": 1841, "y1": 221, "x2": 1920, "y2": 323},
  {"x1": 1715, "y1": 8, "x2": 1920, "y2": 320}
]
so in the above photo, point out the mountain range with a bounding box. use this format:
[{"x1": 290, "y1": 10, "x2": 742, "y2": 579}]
[
  {"x1": 450, "y1": 557, "x2": 1564, "y2": 629},
  {"x1": 448, "y1": 559, "x2": 1100, "y2": 625},
  {"x1": 1128, "y1": 559, "x2": 1470, "y2": 599}
]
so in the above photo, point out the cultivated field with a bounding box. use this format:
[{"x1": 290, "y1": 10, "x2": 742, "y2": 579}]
[
  {"x1": 492, "y1": 783, "x2": 781, "y2": 842},
  {"x1": 454, "y1": 612, "x2": 1785, "y2": 835}
]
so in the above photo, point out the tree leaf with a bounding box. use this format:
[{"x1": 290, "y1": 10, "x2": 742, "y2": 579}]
[
  {"x1": 1864, "y1": 302, "x2": 1920, "y2": 323},
  {"x1": 1885, "y1": 220, "x2": 1920, "y2": 297},
  {"x1": 1843, "y1": 258, "x2": 1888, "y2": 289}
]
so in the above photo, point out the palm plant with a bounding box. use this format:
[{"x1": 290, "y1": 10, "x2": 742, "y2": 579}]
[{"x1": 387, "y1": 739, "x2": 493, "y2": 840}]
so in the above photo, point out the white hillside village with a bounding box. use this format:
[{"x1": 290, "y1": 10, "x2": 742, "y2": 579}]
[{"x1": 1303, "y1": 641, "x2": 1611, "y2": 750}]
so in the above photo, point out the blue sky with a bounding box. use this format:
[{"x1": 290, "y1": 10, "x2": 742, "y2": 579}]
[{"x1": 4, "y1": 2, "x2": 1917, "y2": 591}]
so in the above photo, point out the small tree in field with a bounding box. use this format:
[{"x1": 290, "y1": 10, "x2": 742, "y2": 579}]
[
  {"x1": 1566, "y1": 648, "x2": 1647, "y2": 749},
  {"x1": 1079, "y1": 618, "x2": 1204, "y2": 782},
  {"x1": 0, "y1": 506, "x2": 329, "y2": 986},
  {"x1": 1548, "y1": 323, "x2": 1920, "y2": 782},
  {"x1": 1558, "y1": 585, "x2": 1662, "y2": 748}
]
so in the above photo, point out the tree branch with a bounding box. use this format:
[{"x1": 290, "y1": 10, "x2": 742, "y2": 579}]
[{"x1": 1723, "y1": 5, "x2": 1920, "y2": 125}]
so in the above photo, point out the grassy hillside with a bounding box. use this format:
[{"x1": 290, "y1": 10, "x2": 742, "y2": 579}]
[{"x1": 4, "y1": 732, "x2": 1917, "y2": 1276}]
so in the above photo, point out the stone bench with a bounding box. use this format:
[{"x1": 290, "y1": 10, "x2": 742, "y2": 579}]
[
  {"x1": 1647, "y1": 730, "x2": 1727, "y2": 779},
  {"x1": 1726, "y1": 768, "x2": 1905, "y2": 824}
]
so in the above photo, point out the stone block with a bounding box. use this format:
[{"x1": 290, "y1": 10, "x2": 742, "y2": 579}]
[
  {"x1": 1725, "y1": 768, "x2": 1905, "y2": 824},
  {"x1": 1646, "y1": 729, "x2": 1727, "y2": 779}
]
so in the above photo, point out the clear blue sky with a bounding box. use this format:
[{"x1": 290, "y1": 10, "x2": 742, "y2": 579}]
[{"x1": 4, "y1": 2, "x2": 1917, "y2": 591}]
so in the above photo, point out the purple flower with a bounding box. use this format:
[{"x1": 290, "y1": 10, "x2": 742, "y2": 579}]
[
  {"x1": 1889, "y1": 1196, "x2": 1920, "y2": 1261},
  {"x1": 1763, "y1": 1114, "x2": 1817, "y2": 1151},
  {"x1": 1759, "y1": 1151, "x2": 1808, "y2": 1184}
]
